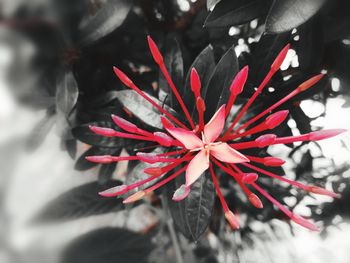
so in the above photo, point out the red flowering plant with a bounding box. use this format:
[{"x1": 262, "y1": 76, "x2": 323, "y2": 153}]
[{"x1": 85, "y1": 36, "x2": 345, "y2": 236}]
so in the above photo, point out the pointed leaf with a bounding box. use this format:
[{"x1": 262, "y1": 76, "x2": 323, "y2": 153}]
[
  {"x1": 62, "y1": 228, "x2": 153, "y2": 263},
  {"x1": 184, "y1": 45, "x2": 215, "y2": 116},
  {"x1": 56, "y1": 71, "x2": 79, "y2": 117},
  {"x1": 26, "y1": 109, "x2": 56, "y2": 151},
  {"x1": 204, "y1": 45, "x2": 239, "y2": 121},
  {"x1": 205, "y1": 0, "x2": 271, "y2": 28},
  {"x1": 78, "y1": 0, "x2": 132, "y2": 46},
  {"x1": 158, "y1": 35, "x2": 184, "y2": 112},
  {"x1": 115, "y1": 90, "x2": 178, "y2": 129},
  {"x1": 32, "y1": 181, "x2": 123, "y2": 223},
  {"x1": 165, "y1": 169, "x2": 215, "y2": 240},
  {"x1": 265, "y1": 0, "x2": 326, "y2": 33}
]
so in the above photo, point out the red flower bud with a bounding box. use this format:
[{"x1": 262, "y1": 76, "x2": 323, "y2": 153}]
[
  {"x1": 225, "y1": 210, "x2": 240, "y2": 230},
  {"x1": 147, "y1": 36, "x2": 163, "y2": 65},
  {"x1": 263, "y1": 157, "x2": 285, "y2": 166},
  {"x1": 89, "y1": 126, "x2": 117, "y2": 137},
  {"x1": 111, "y1": 115, "x2": 138, "y2": 133},
  {"x1": 241, "y1": 173, "x2": 258, "y2": 184},
  {"x1": 190, "y1": 68, "x2": 201, "y2": 98},
  {"x1": 265, "y1": 110, "x2": 289, "y2": 129},
  {"x1": 255, "y1": 134, "x2": 277, "y2": 148},
  {"x1": 298, "y1": 74, "x2": 324, "y2": 92},
  {"x1": 230, "y1": 65, "x2": 248, "y2": 95},
  {"x1": 113, "y1": 67, "x2": 133, "y2": 87},
  {"x1": 309, "y1": 129, "x2": 346, "y2": 141},
  {"x1": 248, "y1": 193, "x2": 263, "y2": 209},
  {"x1": 271, "y1": 43, "x2": 290, "y2": 72}
]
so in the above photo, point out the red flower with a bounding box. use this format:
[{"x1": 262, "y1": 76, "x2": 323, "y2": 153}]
[{"x1": 86, "y1": 36, "x2": 346, "y2": 231}]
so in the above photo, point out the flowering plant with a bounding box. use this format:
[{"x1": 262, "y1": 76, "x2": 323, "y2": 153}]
[{"x1": 86, "y1": 36, "x2": 345, "y2": 233}]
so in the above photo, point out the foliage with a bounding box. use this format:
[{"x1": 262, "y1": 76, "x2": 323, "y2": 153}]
[{"x1": 2, "y1": 0, "x2": 350, "y2": 262}]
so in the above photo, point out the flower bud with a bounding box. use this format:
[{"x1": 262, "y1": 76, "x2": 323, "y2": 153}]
[
  {"x1": 271, "y1": 44, "x2": 290, "y2": 72},
  {"x1": 263, "y1": 157, "x2": 285, "y2": 166},
  {"x1": 89, "y1": 125, "x2": 117, "y2": 137},
  {"x1": 111, "y1": 115, "x2": 138, "y2": 133},
  {"x1": 241, "y1": 173, "x2": 258, "y2": 184},
  {"x1": 153, "y1": 132, "x2": 173, "y2": 147},
  {"x1": 136, "y1": 152, "x2": 159, "y2": 164},
  {"x1": 147, "y1": 36, "x2": 163, "y2": 64},
  {"x1": 265, "y1": 110, "x2": 289, "y2": 129},
  {"x1": 85, "y1": 155, "x2": 113, "y2": 164},
  {"x1": 224, "y1": 210, "x2": 240, "y2": 230},
  {"x1": 309, "y1": 129, "x2": 346, "y2": 141},
  {"x1": 123, "y1": 191, "x2": 146, "y2": 204},
  {"x1": 99, "y1": 185, "x2": 129, "y2": 197},
  {"x1": 248, "y1": 193, "x2": 263, "y2": 209},
  {"x1": 230, "y1": 65, "x2": 248, "y2": 95},
  {"x1": 113, "y1": 67, "x2": 133, "y2": 87},
  {"x1": 190, "y1": 68, "x2": 201, "y2": 97},
  {"x1": 255, "y1": 134, "x2": 277, "y2": 148}
]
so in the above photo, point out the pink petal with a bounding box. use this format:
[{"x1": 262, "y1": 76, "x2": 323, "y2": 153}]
[
  {"x1": 204, "y1": 105, "x2": 226, "y2": 143},
  {"x1": 210, "y1": 143, "x2": 249, "y2": 163},
  {"x1": 166, "y1": 127, "x2": 203, "y2": 150},
  {"x1": 172, "y1": 184, "x2": 191, "y2": 201},
  {"x1": 185, "y1": 149, "x2": 209, "y2": 187}
]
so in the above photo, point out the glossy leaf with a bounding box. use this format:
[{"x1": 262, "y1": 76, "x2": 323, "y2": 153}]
[
  {"x1": 78, "y1": 0, "x2": 132, "y2": 46},
  {"x1": 61, "y1": 228, "x2": 153, "y2": 263},
  {"x1": 32, "y1": 181, "x2": 123, "y2": 223},
  {"x1": 158, "y1": 35, "x2": 184, "y2": 112},
  {"x1": 265, "y1": 0, "x2": 327, "y2": 33},
  {"x1": 184, "y1": 45, "x2": 216, "y2": 116},
  {"x1": 26, "y1": 109, "x2": 56, "y2": 151},
  {"x1": 115, "y1": 90, "x2": 178, "y2": 129},
  {"x1": 56, "y1": 70, "x2": 79, "y2": 117},
  {"x1": 165, "y1": 170, "x2": 215, "y2": 241},
  {"x1": 249, "y1": 32, "x2": 291, "y2": 85},
  {"x1": 205, "y1": 0, "x2": 271, "y2": 28},
  {"x1": 204, "y1": 45, "x2": 239, "y2": 121},
  {"x1": 207, "y1": 0, "x2": 221, "y2": 10}
]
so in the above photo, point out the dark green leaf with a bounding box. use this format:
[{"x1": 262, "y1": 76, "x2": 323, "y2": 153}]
[
  {"x1": 125, "y1": 148, "x2": 164, "y2": 194},
  {"x1": 165, "y1": 170, "x2": 215, "y2": 241},
  {"x1": 26, "y1": 109, "x2": 56, "y2": 151},
  {"x1": 78, "y1": 0, "x2": 132, "y2": 46},
  {"x1": 115, "y1": 90, "x2": 178, "y2": 129},
  {"x1": 158, "y1": 35, "x2": 184, "y2": 112},
  {"x1": 295, "y1": 17, "x2": 324, "y2": 71},
  {"x1": 207, "y1": 0, "x2": 221, "y2": 10},
  {"x1": 290, "y1": 106, "x2": 312, "y2": 134},
  {"x1": 56, "y1": 71, "x2": 79, "y2": 117},
  {"x1": 98, "y1": 163, "x2": 117, "y2": 185},
  {"x1": 32, "y1": 181, "x2": 123, "y2": 223},
  {"x1": 265, "y1": 0, "x2": 326, "y2": 33},
  {"x1": 61, "y1": 228, "x2": 153, "y2": 263},
  {"x1": 184, "y1": 45, "x2": 216, "y2": 116},
  {"x1": 205, "y1": 0, "x2": 271, "y2": 28},
  {"x1": 204, "y1": 45, "x2": 238, "y2": 121},
  {"x1": 249, "y1": 32, "x2": 291, "y2": 85}
]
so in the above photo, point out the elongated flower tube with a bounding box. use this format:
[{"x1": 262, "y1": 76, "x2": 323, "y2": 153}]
[{"x1": 87, "y1": 36, "x2": 346, "y2": 231}]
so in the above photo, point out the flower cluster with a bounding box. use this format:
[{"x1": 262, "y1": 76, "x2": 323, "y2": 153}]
[{"x1": 86, "y1": 36, "x2": 345, "y2": 231}]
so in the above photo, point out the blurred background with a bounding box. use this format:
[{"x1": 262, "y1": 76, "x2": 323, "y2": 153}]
[{"x1": 1, "y1": 0, "x2": 350, "y2": 262}]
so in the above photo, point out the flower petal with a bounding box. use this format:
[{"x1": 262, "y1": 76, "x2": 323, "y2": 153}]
[
  {"x1": 172, "y1": 184, "x2": 191, "y2": 201},
  {"x1": 185, "y1": 149, "x2": 209, "y2": 186},
  {"x1": 204, "y1": 105, "x2": 226, "y2": 143},
  {"x1": 166, "y1": 127, "x2": 203, "y2": 150},
  {"x1": 210, "y1": 143, "x2": 249, "y2": 163}
]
